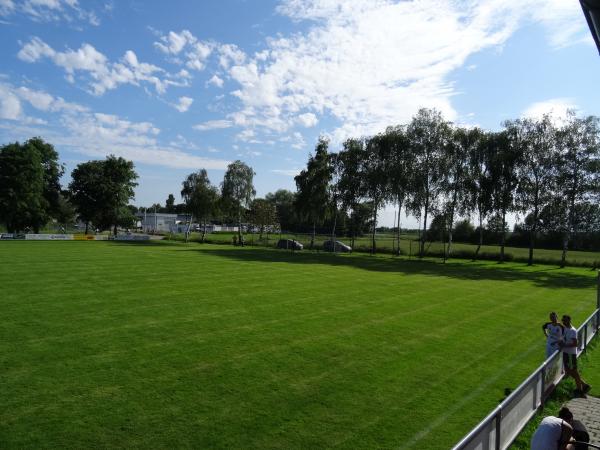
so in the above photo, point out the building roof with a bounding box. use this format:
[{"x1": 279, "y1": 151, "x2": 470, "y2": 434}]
[
  {"x1": 581, "y1": 0, "x2": 600, "y2": 54},
  {"x1": 136, "y1": 212, "x2": 178, "y2": 218}
]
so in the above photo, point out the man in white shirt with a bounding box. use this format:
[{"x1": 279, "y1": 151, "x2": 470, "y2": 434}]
[
  {"x1": 531, "y1": 415, "x2": 574, "y2": 450},
  {"x1": 559, "y1": 314, "x2": 591, "y2": 396},
  {"x1": 543, "y1": 312, "x2": 564, "y2": 358}
]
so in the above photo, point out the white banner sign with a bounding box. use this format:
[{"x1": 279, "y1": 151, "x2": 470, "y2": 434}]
[
  {"x1": 25, "y1": 234, "x2": 74, "y2": 240},
  {"x1": 114, "y1": 234, "x2": 151, "y2": 241}
]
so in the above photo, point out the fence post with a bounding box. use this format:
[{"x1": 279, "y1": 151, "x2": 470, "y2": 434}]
[
  {"x1": 597, "y1": 272, "x2": 600, "y2": 332},
  {"x1": 495, "y1": 409, "x2": 502, "y2": 450},
  {"x1": 540, "y1": 364, "x2": 546, "y2": 408},
  {"x1": 584, "y1": 326, "x2": 588, "y2": 353}
]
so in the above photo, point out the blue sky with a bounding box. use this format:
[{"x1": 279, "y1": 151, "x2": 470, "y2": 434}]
[{"x1": 1, "y1": 0, "x2": 599, "y2": 227}]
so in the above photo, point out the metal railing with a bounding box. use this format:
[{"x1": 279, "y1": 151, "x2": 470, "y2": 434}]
[{"x1": 452, "y1": 305, "x2": 600, "y2": 450}]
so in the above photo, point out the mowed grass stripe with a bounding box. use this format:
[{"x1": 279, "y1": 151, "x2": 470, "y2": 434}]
[{"x1": 0, "y1": 241, "x2": 596, "y2": 449}]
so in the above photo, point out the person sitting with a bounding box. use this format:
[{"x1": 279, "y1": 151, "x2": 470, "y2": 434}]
[
  {"x1": 531, "y1": 409, "x2": 575, "y2": 450},
  {"x1": 557, "y1": 407, "x2": 590, "y2": 450}
]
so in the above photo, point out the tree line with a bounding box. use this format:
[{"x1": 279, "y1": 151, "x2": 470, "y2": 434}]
[
  {"x1": 1, "y1": 107, "x2": 598, "y2": 266},
  {"x1": 289, "y1": 108, "x2": 599, "y2": 266}
]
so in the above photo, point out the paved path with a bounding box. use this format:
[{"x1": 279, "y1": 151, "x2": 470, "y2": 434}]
[{"x1": 565, "y1": 396, "x2": 600, "y2": 446}]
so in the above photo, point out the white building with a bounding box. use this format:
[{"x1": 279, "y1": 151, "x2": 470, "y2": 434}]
[{"x1": 137, "y1": 213, "x2": 177, "y2": 233}]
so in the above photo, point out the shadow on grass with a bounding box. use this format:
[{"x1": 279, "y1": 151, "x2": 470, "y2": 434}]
[
  {"x1": 188, "y1": 246, "x2": 597, "y2": 290},
  {"x1": 106, "y1": 240, "x2": 184, "y2": 247}
]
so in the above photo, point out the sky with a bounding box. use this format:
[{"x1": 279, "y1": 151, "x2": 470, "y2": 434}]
[{"x1": 1, "y1": 0, "x2": 599, "y2": 227}]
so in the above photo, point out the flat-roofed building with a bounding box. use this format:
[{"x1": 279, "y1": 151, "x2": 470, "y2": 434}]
[{"x1": 137, "y1": 213, "x2": 177, "y2": 233}]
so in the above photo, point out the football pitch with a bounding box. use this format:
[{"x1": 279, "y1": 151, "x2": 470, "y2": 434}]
[{"x1": 1, "y1": 241, "x2": 597, "y2": 449}]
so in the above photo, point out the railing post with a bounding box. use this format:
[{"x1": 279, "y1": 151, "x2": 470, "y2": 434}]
[
  {"x1": 533, "y1": 371, "x2": 538, "y2": 409},
  {"x1": 540, "y1": 364, "x2": 546, "y2": 408},
  {"x1": 584, "y1": 326, "x2": 588, "y2": 353},
  {"x1": 596, "y1": 272, "x2": 600, "y2": 332},
  {"x1": 597, "y1": 271, "x2": 600, "y2": 313},
  {"x1": 495, "y1": 409, "x2": 502, "y2": 450}
]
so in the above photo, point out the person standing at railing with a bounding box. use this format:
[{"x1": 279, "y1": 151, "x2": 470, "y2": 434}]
[
  {"x1": 543, "y1": 312, "x2": 565, "y2": 358},
  {"x1": 559, "y1": 314, "x2": 591, "y2": 397}
]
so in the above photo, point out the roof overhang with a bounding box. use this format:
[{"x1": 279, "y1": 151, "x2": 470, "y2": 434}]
[{"x1": 581, "y1": 0, "x2": 600, "y2": 54}]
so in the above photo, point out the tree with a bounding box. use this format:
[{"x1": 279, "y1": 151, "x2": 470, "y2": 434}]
[
  {"x1": 441, "y1": 126, "x2": 481, "y2": 260},
  {"x1": 97, "y1": 156, "x2": 138, "y2": 235},
  {"x1": 181, "y1": 169, "x2": 219, "y2": 243},
  {"x1": 363, "y1": 134, "x2": 391, "y2": 254},
  {"x1": 347, "y1": 202, "x2": 374, "y2": 241},
  {"x1": 69, "y1": 156, "x2": 138, "y2": 235},
  {"x1": 385, "y1": 126, "x2": 412, "y2": 255},
  {"x1": 555, "y1": 111, "x2": 600, "y2": 267},
  {"x1": 453, "y1": 219, "x2": 475, "y2": 243},
  {"x1": 68, "y1": 160, "x2": 104, "y2": 234},
  {"x1": 265, "y1": 189, "x2": 297, "y2": 231},
  {"x1": 222, "y1": 160, "x2": 255, "y2": 246},
  {"x1": 0, "y1": 138, "x2": 64, "y2": 233},
  {"x1": 29, "y1": 137, "x2": 64, "y2": 230},
  {"x1": 426, "y1": 213, "x2": 448, "y2": 243},
  {"x1": 149, "y1": 203, "x2": 163, "y2": 213},
  {"x1": 509, "y1": 115, "x2": 556, "y2": 265},
  {"x1": 406, "y1": 108, "x2": 451, "y2": 258},
  {"x1": 249, "y1": 198, "x2": 277, "y2": 239},
  {"x1": 294, "y1": 137, "x2": 332, "y2": 249},
  {"x1": 0, "y1": 142, "x2": 45, "y2": 232},
  {"x1": 54, "y1": 191, "x2": 77, "y2": 231},
  {"x1": 165, "y1": 194, "x2": 176, "y2": 213},
  {"x1": 488, "y1": 129, "x2": 522, "y2": 262},
  {"x1": 467, "y1": 131, "x2": 494, "y2": 259},
  {"x1": 336, "y1": 138, "x2": 365, "y2": 248}
]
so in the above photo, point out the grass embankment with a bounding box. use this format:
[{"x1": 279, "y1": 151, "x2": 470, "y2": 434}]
[
  {"x1": 0, "y1": 241, "x2": 597, "y2": 449},
  {"x1": 169, "y1": 231, "x2": 600, "y2": 267}
]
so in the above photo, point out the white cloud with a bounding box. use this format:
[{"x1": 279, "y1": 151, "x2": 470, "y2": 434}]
[
  {"x1": 193, "y1": 119, "x2": 233, "y2": 131},
  {"x1": 236, "y1": 128, "x2": 255, "y2": 142},
  {"x1": 0, "y1": 84, "x2": 22, "y2": 120},
  {"x1": 17, "y1": 38, "x2": 184, "y2": 96},
  {"x1": 528, "y1": 0, "x2": 590, "y2": 49},
  {"x1": 0, "y1": 0, "x2": 15, "y2": 15},
  {"x1": 173, "y1": 96, "x2": 193, "y2": 113},
  {"x1": 202, "y1": 0, "x2": 589, "y2": 144},
  {"x1": 1, "y1": 0, "x2": 100, "y2": 25},
  {"x1": 522, "y1": 98, "x2": 578, "y2": 122},
  {"x1": 207, "y1": 74, "x2": 224, "y2": 88},
  {"x1": 218, "y1": 43, "x2": 246, "y2": 69},
  {"x1": 0, "y1": 82, "x2": 86, "y2": 122},
  {"x1": 16, "y1": 86, "x2": 88, "y2": 113},
  {"x1": 0, "y1": 80, "x2": 229, "y2": 170},
  {"x1": 271, "y1": 168, "x2": 301, "y2": 177},
  {"x1": 153, "y1": 29, "x2": 214, "y2": 72},
  {"x1": 297, "y1": 112, "x2": 317, "y2": 127},
  {"x1": 154, "y1": 30, "x2": 195, "y2": 55},
  {"x1": 57, "y1": 109, "x2": 229, "y2": 170}
]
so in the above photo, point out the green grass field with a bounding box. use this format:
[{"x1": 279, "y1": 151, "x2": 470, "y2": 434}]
[
  {"x1": 1, "y1": 241, "x2": 598, "y2": 449},
  {"x1": 172, "y1": 231, "x2": 600, "y2": 267}
]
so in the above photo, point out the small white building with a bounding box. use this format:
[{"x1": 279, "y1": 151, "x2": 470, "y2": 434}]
[{"x1": 137, "y1": 213, "x2": 177, "y2": 233}]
